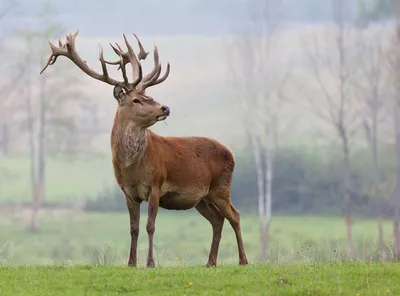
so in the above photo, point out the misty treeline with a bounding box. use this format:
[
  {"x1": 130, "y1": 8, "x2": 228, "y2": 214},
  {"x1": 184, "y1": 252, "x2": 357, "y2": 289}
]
[
  {"x1": 223, "y1": 0, "x2": 400, "y2": 261},
  {"x1": 0, "y1": 1, "x2": 100, "y2": 230}
]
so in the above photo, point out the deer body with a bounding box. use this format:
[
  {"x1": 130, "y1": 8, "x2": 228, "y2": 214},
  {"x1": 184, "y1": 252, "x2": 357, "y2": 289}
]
[
  {"x1": 41, "y1": 30, "x2": 248, "y2": 268},
  {"x1": 112, "y1": 117, "x2": 235, "y2": 210}
]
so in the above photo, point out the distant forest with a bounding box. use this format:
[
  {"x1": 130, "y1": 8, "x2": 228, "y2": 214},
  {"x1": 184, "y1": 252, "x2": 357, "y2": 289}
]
[{"x1": 3, "y1": 0, "x2": 363, "y2": 36}]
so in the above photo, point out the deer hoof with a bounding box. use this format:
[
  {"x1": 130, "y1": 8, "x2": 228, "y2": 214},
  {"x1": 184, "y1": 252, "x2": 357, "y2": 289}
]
[
  {"x1": 206, "y1": 262, "x2": 217, "y2": 268},
  {"x1": 147, "y1": 260, "x2": 155, "y2": 268},
  {"x1": 128, "y1": 260, "x2": 137, "y2": 267}
]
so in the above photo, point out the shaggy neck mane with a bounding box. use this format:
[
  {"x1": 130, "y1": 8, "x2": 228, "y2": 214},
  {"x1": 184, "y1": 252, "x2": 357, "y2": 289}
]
[{"x1": 112, "y1": 113, "x2": 149, "y2": 167}]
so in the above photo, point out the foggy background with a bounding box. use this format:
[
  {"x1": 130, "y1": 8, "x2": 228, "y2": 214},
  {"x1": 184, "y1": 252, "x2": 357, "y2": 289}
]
[{"x1": 1, "y1": 0, "x2": 400, "y2": 266}]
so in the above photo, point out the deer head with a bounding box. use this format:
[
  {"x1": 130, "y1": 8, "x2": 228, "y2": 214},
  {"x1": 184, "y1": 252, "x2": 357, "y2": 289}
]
[{"x1": 40, "y1": 30, "x2": 171, "y2": 128}]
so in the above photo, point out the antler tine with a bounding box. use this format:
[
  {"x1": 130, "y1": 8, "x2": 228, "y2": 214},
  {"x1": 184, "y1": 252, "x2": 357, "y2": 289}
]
[
  {"x1": 149, "y1": 63, "x2": 170, "y2": 87},
  {"x1": 140, "y1": 64, "x2": 162, "y2": 90},
  {"x1": 118, "y1": 55, "x2": 130, "y2": 87},
  {"x1": 40, "y1": 40, "x2": 67, "y2": 74},
  {"x1": 103, "y1": 43, "x2": 132, "y2": 88},
  {"x1": 122, "y1": 33, "x2": 142, "y2": 89},
  {"x1": 149, "y1": 64, "x2": 162, "y2": 83},
  {"x1": 98, "y1": 42, "x2": 133, "y2": 88},
  {"x1": 133, "y1": 33, "x2": 149, "y2": 60},
  {"x1": 114, "y1": 43, "x2": 126, "y2": 69},
  {"x1": 133, "y1": 60, "x2": 143, "y2": 88},
  {"x1": 40, "y1": 29, "x2": 130, "y2": 89},
  {"x1": 66, "y1": 29, "x2": 79, "y2": 44},
  {"x1": 103, "y1": 37, "x2": 143, "y2": 89},
  {"x1": 104, "y1": 43, "x2": 128, "y2": 72},
  {"x1": 142, "y1": 43, "x2": 160, "y2": 83},
  {"x1": 115, "y1": 43, "x2": 123, "y2": 52},
  {"x1": 138, "y1": 41, "x2": 170, "y2": 91},
  {"x1": 98, "y1": 44, "x2": 110, "y2": 78},
  {"x1": 104, "y1": 43, "x2": 123, "y2": 65}
]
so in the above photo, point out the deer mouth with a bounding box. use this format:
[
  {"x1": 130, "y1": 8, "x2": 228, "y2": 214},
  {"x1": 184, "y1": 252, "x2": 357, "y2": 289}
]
[{"x1": 157, "y1": 115, "x2": 168, "y2": 121}]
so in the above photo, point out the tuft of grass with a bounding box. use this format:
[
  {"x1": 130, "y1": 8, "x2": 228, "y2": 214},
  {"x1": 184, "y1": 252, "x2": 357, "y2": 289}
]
[
  {"x1": 0, "y1": 263, "x2": 399, "y2": 295},
  {"x1": 89, "y1": 243, "x2": 118, "y2": 266}
]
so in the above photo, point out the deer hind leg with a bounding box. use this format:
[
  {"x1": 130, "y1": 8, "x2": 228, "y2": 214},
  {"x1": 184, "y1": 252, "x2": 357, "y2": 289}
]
[
  {"x1": 195, "y1": 199, "x2": 225, "y2": 267},
  {"x1": 208, "y1": 187, "x2": 249, "y2": 266}
]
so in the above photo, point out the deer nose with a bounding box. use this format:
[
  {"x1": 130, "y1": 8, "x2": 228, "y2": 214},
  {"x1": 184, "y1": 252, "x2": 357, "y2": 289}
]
[{"x1": 161, "y1": 106, "x2": 170, "y2": 116}]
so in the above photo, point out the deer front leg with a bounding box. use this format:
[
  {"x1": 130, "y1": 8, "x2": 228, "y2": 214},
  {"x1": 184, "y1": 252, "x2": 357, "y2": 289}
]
[
  {"x1": 127, "y1": 198, "x2": 140, "y2": 267},
  {"x1": 146, "y1": 189, "x2": 160, "y2": 268}
]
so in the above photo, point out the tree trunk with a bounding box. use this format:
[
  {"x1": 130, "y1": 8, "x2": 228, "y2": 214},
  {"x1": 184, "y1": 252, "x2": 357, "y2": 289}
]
[
  {"x1": 0, "y1": 124, "x2": 9, "y2": 155},
  {"x1": 370, "y1": 102, "x2": 385, "y2": 260},
  {"x1": 260, "y1": 221, "x2": 270, "y2": 263},
  {"x1": 393, "y1": 1, "x2": 400, "y2": 261},
  {"x1": 263, "y1": 139, "x2": 273, "y2": 261},
  {"x1": 24, "y1": 44, "x2": 39, "y2": 232},
  {"x1": 29, "y1": 181, "x2": 42, "y2": 231},
  {"x1": 249, "y1": 131, "x2": 267, "y2": 262},
  {"x1": 29, "y1": 64, "x2": 47, "y2": 231},
  {"x1": 393, "y1": 108, "x2": 400, "y2": 260},
  {"x1": 394, "y1": 210, "x2": 400, "y2": 260},
  {"x1": 377, "y1": 216, "x2": 385, "y2": 261},
  {"x1": 373, "y1": 146, "x2": 385, "y2": 261},
  {"x1": 340, "y1": 126, "x2": 356, "y2": 260},
  {"x1": 38, "y1": 79, "x2": 46, "y2": 204},
  {"x1": 344, "y1": 215, "x2": 355, "y2": 260},
  {"x1": 27, "y1": 92, "x2": 36, "y2": 191}
]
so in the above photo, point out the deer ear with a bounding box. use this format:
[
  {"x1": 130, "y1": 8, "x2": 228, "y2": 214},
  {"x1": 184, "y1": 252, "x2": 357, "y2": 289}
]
[{"x1": 113, "y1": 85, "x2": 126, "y2": 102}]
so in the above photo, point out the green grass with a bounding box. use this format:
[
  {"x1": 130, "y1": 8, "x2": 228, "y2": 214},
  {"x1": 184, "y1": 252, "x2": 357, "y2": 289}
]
[
  {"x1": 1, "y1": 213, "x2": 399, "y2": 295},
  {"x1": 0, "y1": 212, "x2": 396, "y2": 266},
  {"x1": 0, "y1": 263, "x2": 399, "y2": 295}
]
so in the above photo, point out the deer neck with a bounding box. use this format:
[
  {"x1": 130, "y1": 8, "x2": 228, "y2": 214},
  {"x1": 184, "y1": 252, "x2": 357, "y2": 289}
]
[{"x1": 112, "y1": 117, "x2": 149, "y2": 167}]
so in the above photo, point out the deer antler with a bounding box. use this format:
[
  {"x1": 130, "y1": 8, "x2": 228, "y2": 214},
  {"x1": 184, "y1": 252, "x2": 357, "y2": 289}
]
[
  {"x1": 40, "y1": 30, "x2": 144, "y2": 92},
  {"x1": 137, "y1": 40, "x2": 171, "y2": 92},
  {"x1": 104, "y1": 34, "x2": 149, "y2": 72},
  {"x1": 108, "y1": 34, "x2": 171, "y2": 92},
  {"x1": 40, "y1": 30, "x2": 170, "y2": 92}
]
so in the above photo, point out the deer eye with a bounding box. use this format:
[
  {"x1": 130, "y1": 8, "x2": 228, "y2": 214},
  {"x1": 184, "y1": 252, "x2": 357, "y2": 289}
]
[{"x1": 132, "y1": 98, "x2": 141, "y2": 104}]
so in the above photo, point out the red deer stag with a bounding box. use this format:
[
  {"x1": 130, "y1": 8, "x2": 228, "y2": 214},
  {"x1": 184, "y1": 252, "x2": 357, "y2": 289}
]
[{"x1": 40, "y1": 30, "x2": 248, "y2": 268}]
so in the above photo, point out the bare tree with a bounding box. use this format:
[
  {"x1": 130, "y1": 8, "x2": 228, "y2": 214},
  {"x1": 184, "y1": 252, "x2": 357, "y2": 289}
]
[
  {"x1": 228, "y1": 0, "x2": 289, "y2": 262},
  {"x1": 357, "y1": 28, "x2": 387, "y2": 261},
  {"x1": 303, "y1": 0, "x2": 362, "y2": 260},
  {"x1": 386, "y1": 0, "x2": 400, "y2": 260},
  {"x1": 14, "y1": 2, "x2": 97, "y2": 230}
]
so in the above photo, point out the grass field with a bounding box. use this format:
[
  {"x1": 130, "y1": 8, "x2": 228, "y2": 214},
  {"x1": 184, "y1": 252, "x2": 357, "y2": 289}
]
[
  {"x1": 0, "y1": 263, "x2": 399, "y2": 295},
  {"x1": 1, "y1": 212, "x2": 399, "y2": 295},
  {"x1": 0, "y1": 211, "x2": 396, "y2": 266}
]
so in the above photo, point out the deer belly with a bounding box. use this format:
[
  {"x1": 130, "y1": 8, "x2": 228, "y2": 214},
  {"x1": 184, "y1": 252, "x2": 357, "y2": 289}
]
[{"x1": 159, "y1": 188, "x2": 208, "y2": 210}]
